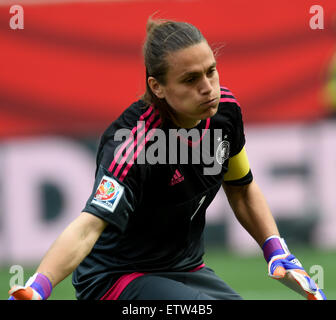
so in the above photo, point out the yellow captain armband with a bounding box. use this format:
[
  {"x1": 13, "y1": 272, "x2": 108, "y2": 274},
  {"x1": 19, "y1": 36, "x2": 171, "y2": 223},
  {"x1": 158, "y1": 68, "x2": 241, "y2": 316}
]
[{"x1": 223, "y1": 146, "x2": 251, "y2": 183}]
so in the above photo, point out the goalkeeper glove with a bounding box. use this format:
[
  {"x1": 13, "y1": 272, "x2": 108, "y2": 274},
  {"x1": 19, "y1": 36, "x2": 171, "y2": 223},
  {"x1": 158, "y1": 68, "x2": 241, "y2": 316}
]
[
  {"x1": 8, "y1": 273, "x2": 52, "y2": 300},
  {"x1": 262, "y1": 235, "x2": 326, "y2": 300}
]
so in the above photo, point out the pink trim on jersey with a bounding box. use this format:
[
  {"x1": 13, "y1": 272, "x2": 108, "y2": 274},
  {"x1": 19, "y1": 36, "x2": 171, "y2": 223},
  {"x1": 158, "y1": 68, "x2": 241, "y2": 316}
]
[
  {"x1": 113, "y1": 110, "x2": 158, "y2": 178},
  {"x1": 109, "y1": 120, "x2": 142, "y2": 174},
  {"x1": 189, "y1": 263, "x2": 206, "y2": 273},
  {"x1": 100, "y1": 263, "x2": 205, "y2": 300},
  {"x1": 119, "y1": 117, "x2": 161, "y2": 181},
  {"x1": 177, "y1": 117, "x2": 211, "y2": 147},
  {"x1": 219, "y1": 97, "x2": 240, "y2": 106},
  {"x1": 100, "y1": 272, "x2": 146, "y2": 300},
  {"x1": 220, "y1": 87, "x2": 240, "y2": 106},
  {"x1": 220, "y1": 86, "x2": 230, "y2": 91},
  {"x1": 108, "y1": 106, "x2": 154, "y2": 173}
]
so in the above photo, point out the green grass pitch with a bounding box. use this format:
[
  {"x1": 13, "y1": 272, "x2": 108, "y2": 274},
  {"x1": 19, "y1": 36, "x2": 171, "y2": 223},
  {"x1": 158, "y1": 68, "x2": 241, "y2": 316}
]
[{"x1": 1, "y1": 247, "x2": 335, "y2": 300}]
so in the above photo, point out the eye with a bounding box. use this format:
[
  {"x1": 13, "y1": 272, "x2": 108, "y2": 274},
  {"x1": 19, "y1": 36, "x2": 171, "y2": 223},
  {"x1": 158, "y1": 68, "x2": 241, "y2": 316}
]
[
  {"x1": 184, "y1": 77, "x2": 197, "y2": 84},
  {"x1": 207, "y1": 68, "x2": 216, "y2": 77}
]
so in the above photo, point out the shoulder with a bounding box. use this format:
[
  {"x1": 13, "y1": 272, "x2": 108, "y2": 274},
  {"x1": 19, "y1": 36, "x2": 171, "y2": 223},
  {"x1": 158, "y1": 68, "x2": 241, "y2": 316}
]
[
  {"x1": 96, "y1": 100, "x2": 160, "y2": 179},
  {"x1": 101, "y1": 100, "x2": 161, "y2": 140},
  {"x1": 219, "y1": 86, "x2": 241, "y2": 107},
  {"x1": 213, "y1": 86, "x2": 243, "y2": 124}
]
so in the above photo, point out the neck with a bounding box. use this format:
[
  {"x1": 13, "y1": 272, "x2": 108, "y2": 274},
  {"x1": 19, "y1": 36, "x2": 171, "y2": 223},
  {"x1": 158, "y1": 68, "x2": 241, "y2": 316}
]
[{"x1": 173, "y1": 117, "x2": 201, "y2": 129}]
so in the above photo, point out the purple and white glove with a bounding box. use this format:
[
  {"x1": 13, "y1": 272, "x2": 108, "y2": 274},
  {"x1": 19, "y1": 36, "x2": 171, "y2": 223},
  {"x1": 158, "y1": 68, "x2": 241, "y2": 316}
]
[
  {"x1": 262, "y1": 235, "x2": 326, "y2": 300},
  {"x1": 8, "y1": 273, "x2": 52, "y2": 300}
]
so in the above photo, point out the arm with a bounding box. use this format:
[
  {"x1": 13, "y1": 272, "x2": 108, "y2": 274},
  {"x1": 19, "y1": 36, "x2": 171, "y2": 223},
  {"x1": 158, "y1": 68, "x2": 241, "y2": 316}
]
[
  {"x1": 36, "y1": 211, "x2": 108, "y2": 287},
  {"x1": 222, "y1": 180, "x2": 279, "y2": 247},
  {"x1": 221, "y1": 100, "x2": 325, "y2": 299},
  {"x1": 9, "y1": 212, "x2": 107, "y2": 299},
  {"x1": 222, "y1": 179, "x2": 326, "y2": 300}
]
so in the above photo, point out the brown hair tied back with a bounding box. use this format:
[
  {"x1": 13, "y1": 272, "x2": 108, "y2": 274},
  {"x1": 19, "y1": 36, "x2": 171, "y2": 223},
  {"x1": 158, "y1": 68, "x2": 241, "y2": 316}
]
[{"x1": 142, "y1": 15, "x2": 206, "y2": 126}]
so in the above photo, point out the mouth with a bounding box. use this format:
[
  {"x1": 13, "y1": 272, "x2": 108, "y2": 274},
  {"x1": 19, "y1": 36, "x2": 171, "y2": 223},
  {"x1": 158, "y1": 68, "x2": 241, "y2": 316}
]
[{"x1": 200, "y1": 97, "x2": 218, "y2": 107}]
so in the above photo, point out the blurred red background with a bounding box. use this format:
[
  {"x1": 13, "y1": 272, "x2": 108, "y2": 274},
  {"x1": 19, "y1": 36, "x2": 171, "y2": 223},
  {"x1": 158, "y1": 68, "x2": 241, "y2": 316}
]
[{"x1": 0, "y1": 0, "x2": 335, "y2": 138}]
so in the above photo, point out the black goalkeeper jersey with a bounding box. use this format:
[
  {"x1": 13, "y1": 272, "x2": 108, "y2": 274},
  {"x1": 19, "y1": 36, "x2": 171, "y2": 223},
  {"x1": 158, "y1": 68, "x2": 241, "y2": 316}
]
[{"x1": 72, "y1": 86, "x2": 253, "y2": 299}]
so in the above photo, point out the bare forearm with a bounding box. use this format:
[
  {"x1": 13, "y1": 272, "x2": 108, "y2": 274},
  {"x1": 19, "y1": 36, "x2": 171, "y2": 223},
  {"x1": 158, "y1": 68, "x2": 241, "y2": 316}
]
[
  {"x1": 223, "y1": 180, "x2": 279, "y2": 247},
  {"x1": 36, "y1": 212, "x2": 107, "y2": 287}
]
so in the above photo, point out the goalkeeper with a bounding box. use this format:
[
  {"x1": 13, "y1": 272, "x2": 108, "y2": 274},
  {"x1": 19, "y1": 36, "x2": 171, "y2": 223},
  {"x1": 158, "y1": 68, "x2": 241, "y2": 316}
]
[{"x1": 9, "y1": 16, "x2": 326, "y2": 301}]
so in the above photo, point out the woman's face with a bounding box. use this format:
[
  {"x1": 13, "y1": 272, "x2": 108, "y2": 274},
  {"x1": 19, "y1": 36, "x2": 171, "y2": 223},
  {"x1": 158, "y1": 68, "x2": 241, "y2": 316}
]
[{"x1": 149, "y1": 41, "x2": 221, "y2": 128}]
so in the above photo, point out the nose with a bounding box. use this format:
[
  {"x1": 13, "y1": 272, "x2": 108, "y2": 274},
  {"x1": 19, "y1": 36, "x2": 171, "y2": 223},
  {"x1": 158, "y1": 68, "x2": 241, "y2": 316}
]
[{"x1": 199, "y1": 76, "x2": 212, "y2": 95}]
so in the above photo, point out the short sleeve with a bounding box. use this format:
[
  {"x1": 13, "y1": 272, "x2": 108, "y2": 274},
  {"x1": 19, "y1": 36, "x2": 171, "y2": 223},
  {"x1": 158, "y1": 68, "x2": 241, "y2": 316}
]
[
  {"x1": 83, "y1": 124, "x2": 143, "y2": 233},
  {"x1": 218, "y1": 87, "x2": 246, "y2": 158},
  {"x1": 229, "y1": 104, "x2": 246, "y2": 158},
  {"x1": 219, "y1": 86, "x2": 253, "y2": 185},
  {"x1": 83, "y1": 164, "x2": 136, "y2": 233}
]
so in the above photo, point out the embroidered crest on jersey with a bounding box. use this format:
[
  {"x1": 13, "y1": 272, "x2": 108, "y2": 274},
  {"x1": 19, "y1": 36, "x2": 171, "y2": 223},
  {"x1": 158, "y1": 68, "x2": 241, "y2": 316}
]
[
  {"x1": 216, "y1": 140, "x2": 230, "y2": 165},
  {"x1": 92, "y1": 175, "x2": 124, "y2": 213}
]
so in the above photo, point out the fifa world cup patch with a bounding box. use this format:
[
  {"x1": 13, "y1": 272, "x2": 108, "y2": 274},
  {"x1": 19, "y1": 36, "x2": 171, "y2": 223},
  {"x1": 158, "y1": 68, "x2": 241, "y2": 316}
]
[{"x1": 92, "y1": 175, "x2": 124, "y2": 213}]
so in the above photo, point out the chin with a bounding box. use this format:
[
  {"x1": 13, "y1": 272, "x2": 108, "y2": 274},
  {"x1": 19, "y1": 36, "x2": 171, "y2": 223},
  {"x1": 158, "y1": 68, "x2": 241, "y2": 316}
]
[{"x1": 203, "y1": 104, "x2": 218, "y2": 118}]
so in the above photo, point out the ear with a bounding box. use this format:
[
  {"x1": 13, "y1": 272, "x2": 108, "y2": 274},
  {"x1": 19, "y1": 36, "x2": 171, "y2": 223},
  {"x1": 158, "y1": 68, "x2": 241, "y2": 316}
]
[{"x1": 147, "y1": 76, "x2": 165, "y2": 99}]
